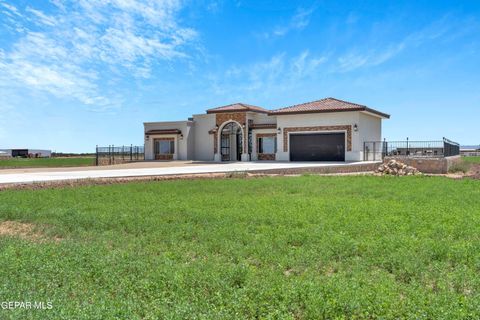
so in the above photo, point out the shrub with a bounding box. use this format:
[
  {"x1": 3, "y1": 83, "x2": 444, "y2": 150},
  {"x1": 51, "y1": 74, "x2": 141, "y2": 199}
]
[{"x1": 448, "y1": 161, "x2": 471, "y2": 173}]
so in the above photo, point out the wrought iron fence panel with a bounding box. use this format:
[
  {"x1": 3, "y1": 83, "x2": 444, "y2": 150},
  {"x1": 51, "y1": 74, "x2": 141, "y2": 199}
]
[
  {"x1": 364, "y1": 138, "x2": 459, "y2": 161},
  {"x1": 95, "y1": 145, "x2": 144, "y2": 165}
]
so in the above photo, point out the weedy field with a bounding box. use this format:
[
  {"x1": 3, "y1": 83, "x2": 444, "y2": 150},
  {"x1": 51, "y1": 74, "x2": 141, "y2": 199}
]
[
  {"x1": 0, "y1": 175, "x2": 479, "y2": 319},
  {"x1": 0, "y1": 157, "x2": 95, "y2": 169}
]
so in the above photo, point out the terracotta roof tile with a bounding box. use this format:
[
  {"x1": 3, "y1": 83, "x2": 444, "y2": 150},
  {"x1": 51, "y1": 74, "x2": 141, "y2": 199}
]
[
  {"x1": 206, "y1": 103, "x2": 269, "y2": 114},
  {"x1": 269, "y1": 98, "x2": 390, "y2": 118}
]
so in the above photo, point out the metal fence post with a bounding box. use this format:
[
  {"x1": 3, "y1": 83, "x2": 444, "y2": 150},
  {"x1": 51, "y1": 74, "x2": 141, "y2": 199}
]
[
  {"x1": 95, "y1": 145, "x2": 98, "y2": 166},
  {"x1": 382, "y1": 138, "x2": 387, "y2": 160},
  {"x1": 406, "y1": 137, "x2": 409, "y2": 156},
  {"x1": 130, "y1": 144, "x2": 133, "y2": 161}
]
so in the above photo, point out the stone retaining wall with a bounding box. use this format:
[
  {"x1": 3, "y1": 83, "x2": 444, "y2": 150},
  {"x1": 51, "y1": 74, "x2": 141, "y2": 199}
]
[{"x1": 383, "y1": 156, "x2": 462, "y2": 174}]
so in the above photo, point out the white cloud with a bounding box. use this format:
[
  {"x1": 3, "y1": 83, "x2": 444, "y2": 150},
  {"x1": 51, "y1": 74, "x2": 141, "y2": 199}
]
[
  {"x1": 0, "y1": 1, "x2": 22, "y2": 16},
  {"x1": 0, "y1": 0, "x2": 197, "y2": 108},
  {"x1": 335, "y1": 43, "x2": 407, "y2": 72},
  {"x1": 265, "y1": 6, "x2": 316, "y2": 38},
  {"x1": 212, "y1": 51, "x2": 328, "y2": 97},
  {"x1": 26, "y1": 7, "x2": 58, "y2": 26},
  {"x1": 334, "y1": 17, "x2": 456, "y2": 72}
]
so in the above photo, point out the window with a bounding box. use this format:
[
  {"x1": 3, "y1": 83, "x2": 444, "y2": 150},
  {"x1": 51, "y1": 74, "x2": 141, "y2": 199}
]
[
  {"x1": 154, "y1": 139, "x2": 174, "y2": 155},
  {"x1": 258, "y1": 136, "x2": 276, "y2": 154}
]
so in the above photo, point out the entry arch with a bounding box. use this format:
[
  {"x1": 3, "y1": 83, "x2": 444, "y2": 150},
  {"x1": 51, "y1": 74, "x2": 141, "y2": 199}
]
[{"x1": 217, "y1": 120, "x2": 245, "y2": 161}]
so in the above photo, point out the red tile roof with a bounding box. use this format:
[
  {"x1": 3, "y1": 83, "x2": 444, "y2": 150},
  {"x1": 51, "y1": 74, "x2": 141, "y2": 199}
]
[
  {"x1": 269, "y1": 98, "x2": 390, "y2": 118},
  {"x1": 206, "y1": 103, "x2": 269, "y2": 114}
]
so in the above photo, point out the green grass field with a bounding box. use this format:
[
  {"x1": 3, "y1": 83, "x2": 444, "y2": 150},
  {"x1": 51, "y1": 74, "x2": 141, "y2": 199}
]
[
  {"x1": 462, "y1": 156, "x2": 480, "y2": 164},
  {"x1": 0, "y1": 176, "x2": 479, "y2": 319},
  {"x1": 0, "y1": 157, "x2": 95, "y2": 169}
]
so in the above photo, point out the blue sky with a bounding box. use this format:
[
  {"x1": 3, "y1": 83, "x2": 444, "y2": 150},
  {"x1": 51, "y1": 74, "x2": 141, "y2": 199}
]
[{"x1": 0, "y1": 0, "x2": 479, "y2": 152}]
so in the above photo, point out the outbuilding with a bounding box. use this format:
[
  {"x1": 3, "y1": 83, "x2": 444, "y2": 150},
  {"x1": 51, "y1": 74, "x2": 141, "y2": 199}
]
[{"x1": 0, "y1": 149, "x2": 52, "y2": 158}]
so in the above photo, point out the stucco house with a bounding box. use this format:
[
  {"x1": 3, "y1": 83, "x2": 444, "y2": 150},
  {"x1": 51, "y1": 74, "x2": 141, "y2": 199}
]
[{"x1": 144, "y1": 97, "x2": 390, "y2": 162}]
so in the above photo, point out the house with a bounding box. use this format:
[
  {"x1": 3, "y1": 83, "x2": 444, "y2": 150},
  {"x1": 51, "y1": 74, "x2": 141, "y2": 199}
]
[
  {"x1": 0, "y1": 149, "x2": 52, "y2": 158},
  {"x1": 144, "y1": 98, "x2": 390, "y2": 162}
]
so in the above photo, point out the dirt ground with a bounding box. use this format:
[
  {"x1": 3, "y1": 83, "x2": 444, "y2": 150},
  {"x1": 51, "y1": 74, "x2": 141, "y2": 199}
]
[
  {"x1": 469, "y1": 163, "x2": 480, "y2": 179},
  {"x1": 446, "y1": 163, "x2": 480, "y2": 180},
  {"x1": 0, "y1": 221, "x2": 61, "y2": 242}
]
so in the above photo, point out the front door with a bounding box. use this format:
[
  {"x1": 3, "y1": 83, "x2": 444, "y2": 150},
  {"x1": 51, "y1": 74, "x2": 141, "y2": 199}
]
[
  {"x1": 236, "y1": 133, "x2": 243, "y2": 161},
  {"x1": 221, "y1": 134, "x2": 230, "y2": 161}
]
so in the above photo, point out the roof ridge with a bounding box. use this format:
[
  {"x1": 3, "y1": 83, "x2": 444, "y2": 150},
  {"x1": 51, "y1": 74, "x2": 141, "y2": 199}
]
[
  {"x1": 206, "y1": 102, "x2": 270, "y2": 114},
  {"x1": 327, "y1": 97, "x2": 367, "y2": 108},
  {"x1": 270, "y1": 97, "x2": 368, "y2": 112},
  {"x1": 271, "y1": 97, "x2": 330, "y2": 112},
  {"x1": 209, "y1": 102, "x2": 247, "y2": 110}
]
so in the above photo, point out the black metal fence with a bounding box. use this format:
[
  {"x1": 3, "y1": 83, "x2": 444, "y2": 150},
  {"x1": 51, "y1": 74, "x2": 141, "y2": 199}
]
[
  {"x1": 96, "y1": 145, "x2": 144, "y2": 166},
  {"x1": 364, "y1": 138, "x2": 460, "y2": 161},
  {"x1": 443, "y1": 138, "x2": 460, "y2": 157}
]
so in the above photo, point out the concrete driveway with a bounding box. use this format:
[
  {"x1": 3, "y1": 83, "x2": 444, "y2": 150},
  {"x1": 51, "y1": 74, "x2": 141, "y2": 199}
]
[{"x1": 0, "y1": 161, "x2": 376, "y2": 185}]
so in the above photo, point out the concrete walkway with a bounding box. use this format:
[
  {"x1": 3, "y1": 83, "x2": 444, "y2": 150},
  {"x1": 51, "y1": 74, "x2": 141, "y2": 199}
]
[{"x1": 0, "y1": 161, "x2": 377, "y2": 185}]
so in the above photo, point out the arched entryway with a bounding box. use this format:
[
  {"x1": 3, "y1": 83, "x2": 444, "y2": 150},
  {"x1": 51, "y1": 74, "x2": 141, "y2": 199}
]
[{"x1": 220, "y1": 122, "x2": 243, "y2": 161}]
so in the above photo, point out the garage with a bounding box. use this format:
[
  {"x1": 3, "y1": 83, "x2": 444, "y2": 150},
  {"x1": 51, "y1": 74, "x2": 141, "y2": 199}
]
[{"x1": 290, "y1": 133, "x2": 345, "y2": 161}]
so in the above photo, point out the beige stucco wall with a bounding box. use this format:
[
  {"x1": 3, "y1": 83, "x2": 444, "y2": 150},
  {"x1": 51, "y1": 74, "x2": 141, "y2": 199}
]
[
  {"x1": 191, "y1": 113, "x2": 216, "y2": 161},
  {"x1": 359, "y1": 112, "x2": 382, "y2": 155},
  {"x1": 144, "y1": 121, "x2": 193, "y2": 160},
  {"x1": 249, "y1": 112, "x2": 277, "y2": 124}
]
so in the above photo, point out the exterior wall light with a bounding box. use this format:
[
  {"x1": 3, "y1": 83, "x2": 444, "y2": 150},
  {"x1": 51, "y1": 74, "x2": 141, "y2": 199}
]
[
  {"x1": 180, "y1": 134, "x2": 184, "y2": 140},
  {"x1": 353, "y1": 124, "x2": 359, "y2": 132},
  {"x1": 145, "y1": 135, "x2": 150, "y2": 141},
  {"x1": 277, "y1": 127, "x2": 282, "y2": 134}
]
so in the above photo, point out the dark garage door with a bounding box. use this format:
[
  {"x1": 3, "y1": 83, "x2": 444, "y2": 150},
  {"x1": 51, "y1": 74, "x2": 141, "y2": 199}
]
[{"x1": 290, "y1": 133, "x2": 345, "y2": 161}]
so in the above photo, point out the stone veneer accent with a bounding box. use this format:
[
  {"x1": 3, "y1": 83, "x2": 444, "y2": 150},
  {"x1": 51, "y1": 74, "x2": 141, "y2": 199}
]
[
  {"x1": 257, "y1": 154, "x2": 275, "y2": 160},
  {"x1": 214, "y1": 112, "x2": 248, "y2": 154},
  {"x1": 256, "y1": 133, "x2": 276, "y2": 160},
  {"x1": 283, "y1": 125, "x2": 352, "y2": 152},
  {"x1": 215, "y1": 112, "x2": 246, "y2": 127},
  {"x1": 155, "y1": 154, "x2": 174, "y2": 160}
]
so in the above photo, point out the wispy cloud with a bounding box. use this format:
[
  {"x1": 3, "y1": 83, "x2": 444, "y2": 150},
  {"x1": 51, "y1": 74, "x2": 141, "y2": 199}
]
[
  {"x1": 264, "y1": 6, "x2": 316, "y2": 38},
  {"x1": 0, "y1": 0, "x2": 197, "y2": 109},
  {"x1": 26, "y1": 7, "x2": 58, "y2": 26},
  {"x1": 209, "y1": 50, "x2": 328, "y2": 97},
  {"x1": 336, "y1": 43, "x2": 405, "y2": 72},
  {"x1": 334, "y1": 16, "x2": 458, "y2": 72}
]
